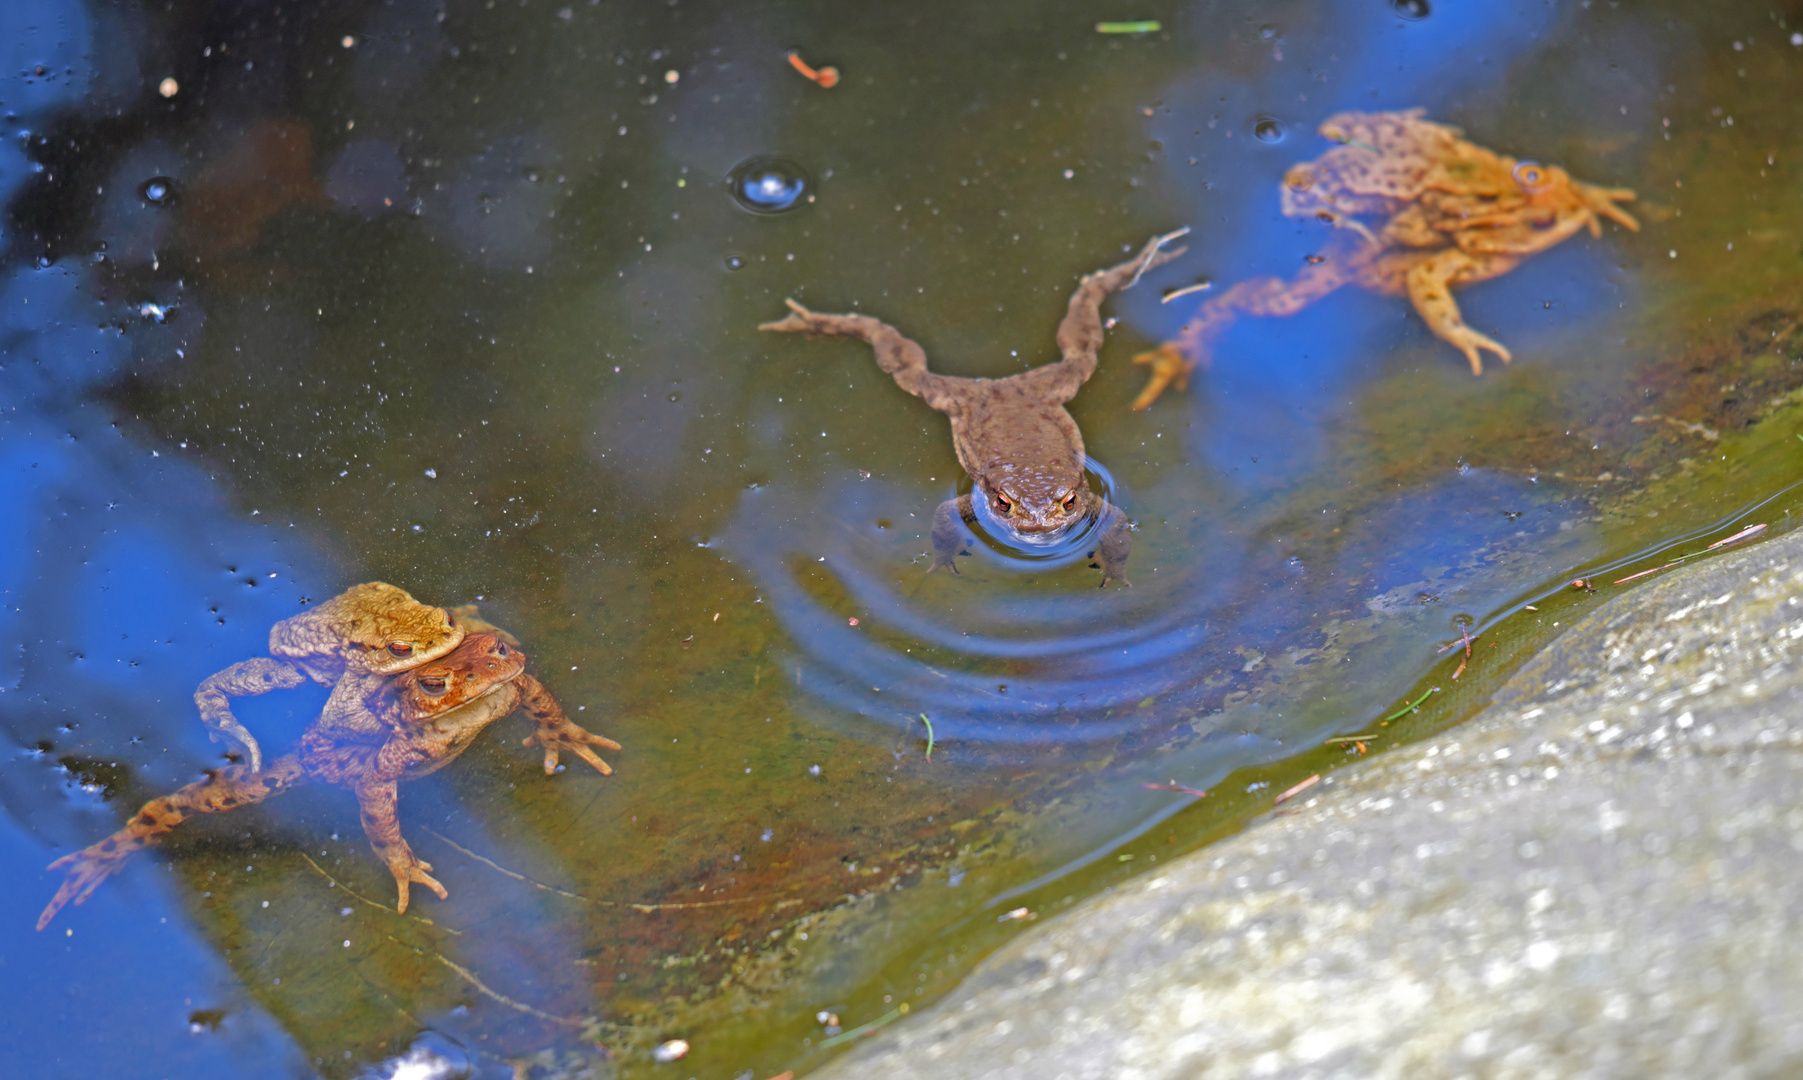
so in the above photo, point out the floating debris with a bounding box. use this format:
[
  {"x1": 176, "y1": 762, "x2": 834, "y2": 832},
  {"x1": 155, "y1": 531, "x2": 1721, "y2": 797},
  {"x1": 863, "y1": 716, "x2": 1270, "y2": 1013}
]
[
  {"x1": 726, "y1": 155, "x2": 812, "y2": 214},
  {"x1": 652, "y1": 1039, "x2": 690, "y2": 1063},
  {"x1": 998, "y1": 907, "x2": 1035, "y2": 921},
  {"x1": 786, "y1": 51, "x2": 839, "y2": 88},
  {"x1": 1161, "y1": 280, "x2": 1213, "y2": 304},
  {"x1": 1095, "y1": 20, "x2": 1161, "y2": 33},
  {"x1": 1706, "y1": 522, "x2": 1767, "y2": 550},
  {"x1": 1382, "y1": 686, "x2": 1439, "y2": 722},
  {"x1": 1272, "y1": 774, "x2": 1320, "y2": 805},
  {"x1": 1142, "y1": 780, "x2": 1208, "y2": 797}
]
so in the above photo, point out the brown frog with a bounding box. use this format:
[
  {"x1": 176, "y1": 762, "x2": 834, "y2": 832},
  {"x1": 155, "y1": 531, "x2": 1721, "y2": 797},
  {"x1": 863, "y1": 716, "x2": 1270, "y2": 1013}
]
[
  {"x1": 759, "y1": 228, "x2": 1189, "y2": 587},
  {"x1": 1130, "y1": 109, "x2": 1639, "y2": 409},
  {"x1": 38, "y1": 632, "x2": 619, "y2": 928},
  {"x1": 195, "y1": 582, "x2": 471, "y2": 772}
]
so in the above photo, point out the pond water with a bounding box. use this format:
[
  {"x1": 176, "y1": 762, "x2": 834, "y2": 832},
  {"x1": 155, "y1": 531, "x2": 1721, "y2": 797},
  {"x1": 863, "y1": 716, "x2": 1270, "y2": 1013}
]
[{"x1": 4, "y1": 0, "x2": 1803, "y2": 1076}]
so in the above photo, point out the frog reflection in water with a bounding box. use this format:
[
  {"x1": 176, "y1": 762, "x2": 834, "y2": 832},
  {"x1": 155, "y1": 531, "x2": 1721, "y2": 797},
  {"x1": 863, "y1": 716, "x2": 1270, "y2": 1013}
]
[
  {"x1": 38, "y1": 632, "x2": 620, "y2": 928},
  {"x1": 760, "y1": 228, "x2": 1190, "y2": 586},
  {"x1": 1131, "y1": 109, "x2": 1639, "y2": 409}
]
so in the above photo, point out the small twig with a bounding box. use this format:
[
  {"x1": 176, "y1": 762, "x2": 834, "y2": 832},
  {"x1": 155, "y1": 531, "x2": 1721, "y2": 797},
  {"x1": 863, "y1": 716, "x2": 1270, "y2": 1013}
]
[
  {"x1": 427, "y1": 829, "x2": 608, "y2": 905},
  {"x1": 1160, "y1": 281, "x2": 1213, "y2": 304},
  {"x1": 1142, "y1": 781, "x2": 1208, "y2": 797},
  {"x1": 1322, "y1": 734, "x2": 1379, "y2": 744},
  {"x1": 1272, "y1": 774, "x2": 1320, "y2": 806},
  {"x1": 1095, "y1": 20, "x2": 1162, "y2": 32},
  {"x1": 385, "y1": 934, "x2": 584, "y2": 1027},
  {"x1": 1706, "y1": 522, "x2": 1767, "y2": 550},
  {"x1": 918, "y1": 713, "x2": 936, "y2": 761}
]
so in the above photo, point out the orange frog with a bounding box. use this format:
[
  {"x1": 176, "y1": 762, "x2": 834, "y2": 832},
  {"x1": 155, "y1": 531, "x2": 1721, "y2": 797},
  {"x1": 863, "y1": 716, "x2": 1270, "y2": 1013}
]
[
  {"x1": 38, "y1": 632, "x2": 619, "y2": 928},
  {"x1": 1131, "y1": 109, "x2": 1638, "y2": 409}
]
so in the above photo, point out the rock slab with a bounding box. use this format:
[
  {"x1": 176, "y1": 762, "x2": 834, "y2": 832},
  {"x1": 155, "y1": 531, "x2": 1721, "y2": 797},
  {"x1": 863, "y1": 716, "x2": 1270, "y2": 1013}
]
[{"x1": 813, "y1": 527, "x2": 1803, "y2": 1079}]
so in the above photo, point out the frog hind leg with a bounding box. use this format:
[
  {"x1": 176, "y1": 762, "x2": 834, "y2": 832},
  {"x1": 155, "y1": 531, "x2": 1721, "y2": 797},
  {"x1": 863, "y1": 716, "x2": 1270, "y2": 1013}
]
[
  {"x1": 929, "y1": 495, "x2": 978, "y2": 574},
  {"x1": 1131, "y1": 258, "x2": 1355, "y2": 410},
  {"x1": 351, "y1": 777, "x2": 446, "y2": 914},
  {"x1": 518, "y1": 673, "x2": 621, "y2": 776},
  {"x1": 758, "y1": 300, "x2": 969, "y2": 416},
  {"x1": 38, "y1": 754, "x2": 307, "y2": 930},
  {"x1": 1033, "y1": 227, "x2": 1190, "y2": 405},
  {"x1": 194, "y1": 658, "x2": 316, "y2": 773},
  {"x1": 1403, "y1": 249, "x2": 1513, "y2": 376}
]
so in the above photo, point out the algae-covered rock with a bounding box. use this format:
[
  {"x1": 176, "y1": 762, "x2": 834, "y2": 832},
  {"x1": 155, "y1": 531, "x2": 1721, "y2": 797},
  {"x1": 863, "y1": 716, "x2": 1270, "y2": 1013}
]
[{"x1": 815, "y1": 523, "x2": 1803, "y2": 1079}]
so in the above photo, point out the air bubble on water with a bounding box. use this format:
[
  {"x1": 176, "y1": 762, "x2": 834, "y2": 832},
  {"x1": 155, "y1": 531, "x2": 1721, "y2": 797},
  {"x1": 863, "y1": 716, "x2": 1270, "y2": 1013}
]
[
  {"x1": 139, "y1": 176, "x2": 176, "y2": 205},
  {"x1": 1252, "y1": 118, "x2": 1284, "y2": 143},
  {"x1": 724, "y1": 254, "x2": 745, "y2": 271},
  {"x1": 1258, "y1": 24, "x2": 1280, "y2": 40},
  {"x1": 1392, "y1": 0, "x2": 1430, "y2": 19},
  {"x1": 523, "y1": 167, "x2": 542, "y2": 183},
  {"x1": 725, "y1": 155, "x2": 811, "y2": 214}
]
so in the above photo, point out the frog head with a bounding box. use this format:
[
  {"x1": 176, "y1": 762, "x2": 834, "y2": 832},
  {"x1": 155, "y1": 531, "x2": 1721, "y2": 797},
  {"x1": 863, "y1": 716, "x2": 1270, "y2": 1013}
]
[
  {"x1": 393, "y1": 632, "x2": 527, "y2": 722},
  {"x1": 978, "y1": 464, "x2": 1090, "y2": 538}
]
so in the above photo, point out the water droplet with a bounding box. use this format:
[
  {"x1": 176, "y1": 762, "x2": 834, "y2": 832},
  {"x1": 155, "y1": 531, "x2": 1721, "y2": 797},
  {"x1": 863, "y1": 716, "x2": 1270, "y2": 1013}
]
[
  {"x1": 726, "y1": 155, "x2": 810, "y2": 214},
  {"x1": 139, "y1": 176, "x2": 176, "y2": 205},
  {"x1": 1252, "y1": 118, "x2": 1284, "y2": 143},
  {"x1": 1392, "y1": 0, "x2": 1430, "y2": 19},
  {"x1": 1258, "y1": 23, "x2": 1279, "y2": 39},
  {"x1": 522, "y1": 167, "x2": 542, "y2": 183},
  {"x1": 34, "y1": 254, "x2": 53, "y2": 268},
  {"x1": 723, "y1": 254, "x2": 746, "y2": 271}
]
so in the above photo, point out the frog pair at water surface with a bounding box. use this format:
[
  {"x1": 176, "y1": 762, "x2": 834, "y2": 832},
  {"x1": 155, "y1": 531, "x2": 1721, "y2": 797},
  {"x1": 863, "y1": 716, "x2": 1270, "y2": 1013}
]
[
  {"x1": 764, "y1": 110, "x2": 1638, "y2": 579},
  {"x1": 38, "y1": 583, "x2": 620, "y2": 929}
]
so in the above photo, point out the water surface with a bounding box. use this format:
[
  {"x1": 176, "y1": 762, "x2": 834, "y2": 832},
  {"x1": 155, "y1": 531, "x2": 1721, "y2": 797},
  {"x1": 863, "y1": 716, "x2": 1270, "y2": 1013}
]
[{"x1": 4, "y1": 0, "x2": 1803, "y2": 1076}]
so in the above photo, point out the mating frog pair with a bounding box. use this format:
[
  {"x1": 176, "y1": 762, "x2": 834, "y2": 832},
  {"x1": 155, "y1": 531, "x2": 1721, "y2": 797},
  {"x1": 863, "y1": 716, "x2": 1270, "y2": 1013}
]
[
  {"x1": 38, "y1": 584, "x2": 619, "y2": 928},
  {"x1": 1130, "y1": 108, "x2": 1639, "y2": 407}
]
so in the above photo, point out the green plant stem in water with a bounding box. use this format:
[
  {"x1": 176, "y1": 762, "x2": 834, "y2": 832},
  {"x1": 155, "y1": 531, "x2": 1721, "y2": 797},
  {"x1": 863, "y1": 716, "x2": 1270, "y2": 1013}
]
[
  {"x1": 819, "y1": 1003, "x2": 910, "y2": 1048},
  {"x1": 1383, "y1": 686, "x2": 1440, "y2": 722},
  {"x1": 919, "y1": 713, "x2": 935, "y2": 761},
  {"x1": 1095, "y1": 20, "x2": 1161, "y2": 32}
]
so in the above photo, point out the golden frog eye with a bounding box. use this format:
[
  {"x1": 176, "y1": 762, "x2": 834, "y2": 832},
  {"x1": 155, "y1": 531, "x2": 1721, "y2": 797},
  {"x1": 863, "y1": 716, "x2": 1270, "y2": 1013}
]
[
  {"x1": 418, "y1": 676, "x2": 448, "y2": 696},
  {"x1": 1285, "y1": 169, "x2": 1315, "y2": 192},
  {"x1": 387, "y1": 641, "x2": 414, "y2": 658},
  {"x1": 1062, "y1": 492, "x2": 1080, "y2": 512},
  {"x1": 1512, "y1": 160, "x2": 1550, "y2": 194},
  {"x1": 994, "y1": 495, "x2": 1012, "y2": 514}
]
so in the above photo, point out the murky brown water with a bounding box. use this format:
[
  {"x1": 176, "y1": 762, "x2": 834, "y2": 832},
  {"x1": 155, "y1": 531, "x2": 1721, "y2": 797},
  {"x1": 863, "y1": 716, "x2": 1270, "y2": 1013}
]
[{"x1": 3, "y1": 0, "x2": 1802, "y2": 1076}]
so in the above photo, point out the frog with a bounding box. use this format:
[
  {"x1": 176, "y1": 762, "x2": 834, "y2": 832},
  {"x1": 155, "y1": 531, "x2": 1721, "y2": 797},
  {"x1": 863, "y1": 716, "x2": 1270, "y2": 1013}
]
[
  {"x1": 758, "y1": 228, "x2": 1189, "y2": 587},
  {"x1": 38, "y1": 631, "x2": 619, "y2": 928},
  {"x1": 1130, "y1": 109, "x2": 1639, "y2": 409},
  {"x1": 194, "y1": 581, "x2": 473, "y2": 772}
]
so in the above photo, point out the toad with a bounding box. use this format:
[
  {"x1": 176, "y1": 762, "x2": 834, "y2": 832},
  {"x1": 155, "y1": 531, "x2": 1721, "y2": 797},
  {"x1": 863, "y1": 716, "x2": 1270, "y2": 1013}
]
[
  {"x1": 759, "y1": 228, "x2": 1189, "y2": 587},
  {"x1": 1130, "y1": 109, "x2": 1639, "y2": 409},
  {"x1": 38, "y1": 631, "x2": 618, "y2": 928},
  {"x1": 195, "y1": 582, "x2": 476, "y2": 772}
]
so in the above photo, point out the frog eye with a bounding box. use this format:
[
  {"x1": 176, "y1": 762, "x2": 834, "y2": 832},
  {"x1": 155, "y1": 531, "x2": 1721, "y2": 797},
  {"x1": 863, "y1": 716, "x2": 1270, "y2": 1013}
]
[
  {"x1": 1512, "y1": 161, "x2": 1551, "y2": 193},
  {"x1": 418, "y1": 676, "x2": 448, "y2": 696},
  {"x1": 994, "y1": 494, "x2": 1013, "y2": 514},
  {"x1": 1285, "y1": 169, "x2": 1315, "y2": 192},
  {"x1": 494, "y1": 641, "x2": 510, "y2": 658},
  {"x1": 1062, "y1": 492, "x2": 1080, "y2": 512},
  {"x1": 388, "y1": 641, "x2": 414, "y2": 658}
]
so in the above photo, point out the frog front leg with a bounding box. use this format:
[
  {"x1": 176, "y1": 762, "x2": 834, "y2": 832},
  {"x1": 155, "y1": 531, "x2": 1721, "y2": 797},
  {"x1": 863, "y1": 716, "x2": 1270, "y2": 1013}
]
[
  {"x1": 517, "y1": 674, "x2": 621, "y2": 776},
  {"x1": 351, "y1": 776, "x2": 446, "y2": 913},
  {"x1": 1033, "y1": 227, "x2": 1189, "y2": 405},
  {"x1": 757, "y1": 300, "x2": 969, "y2": 416},
  {"x1": 194, "y1": 658, "x2": 320, "y2": 772},
  {"x1": 1089, "y1": 498, "x2": 1133, "y2": 588},
  {"x1": 929, "y1": 495, "x2": 978, "y2": 574},
  {"x1": 38, "y1": 754, "x2": 307, "y2": 929},
  {"x1": 1403, "y1": 249, "x2": 1512, "y2": 375}
]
